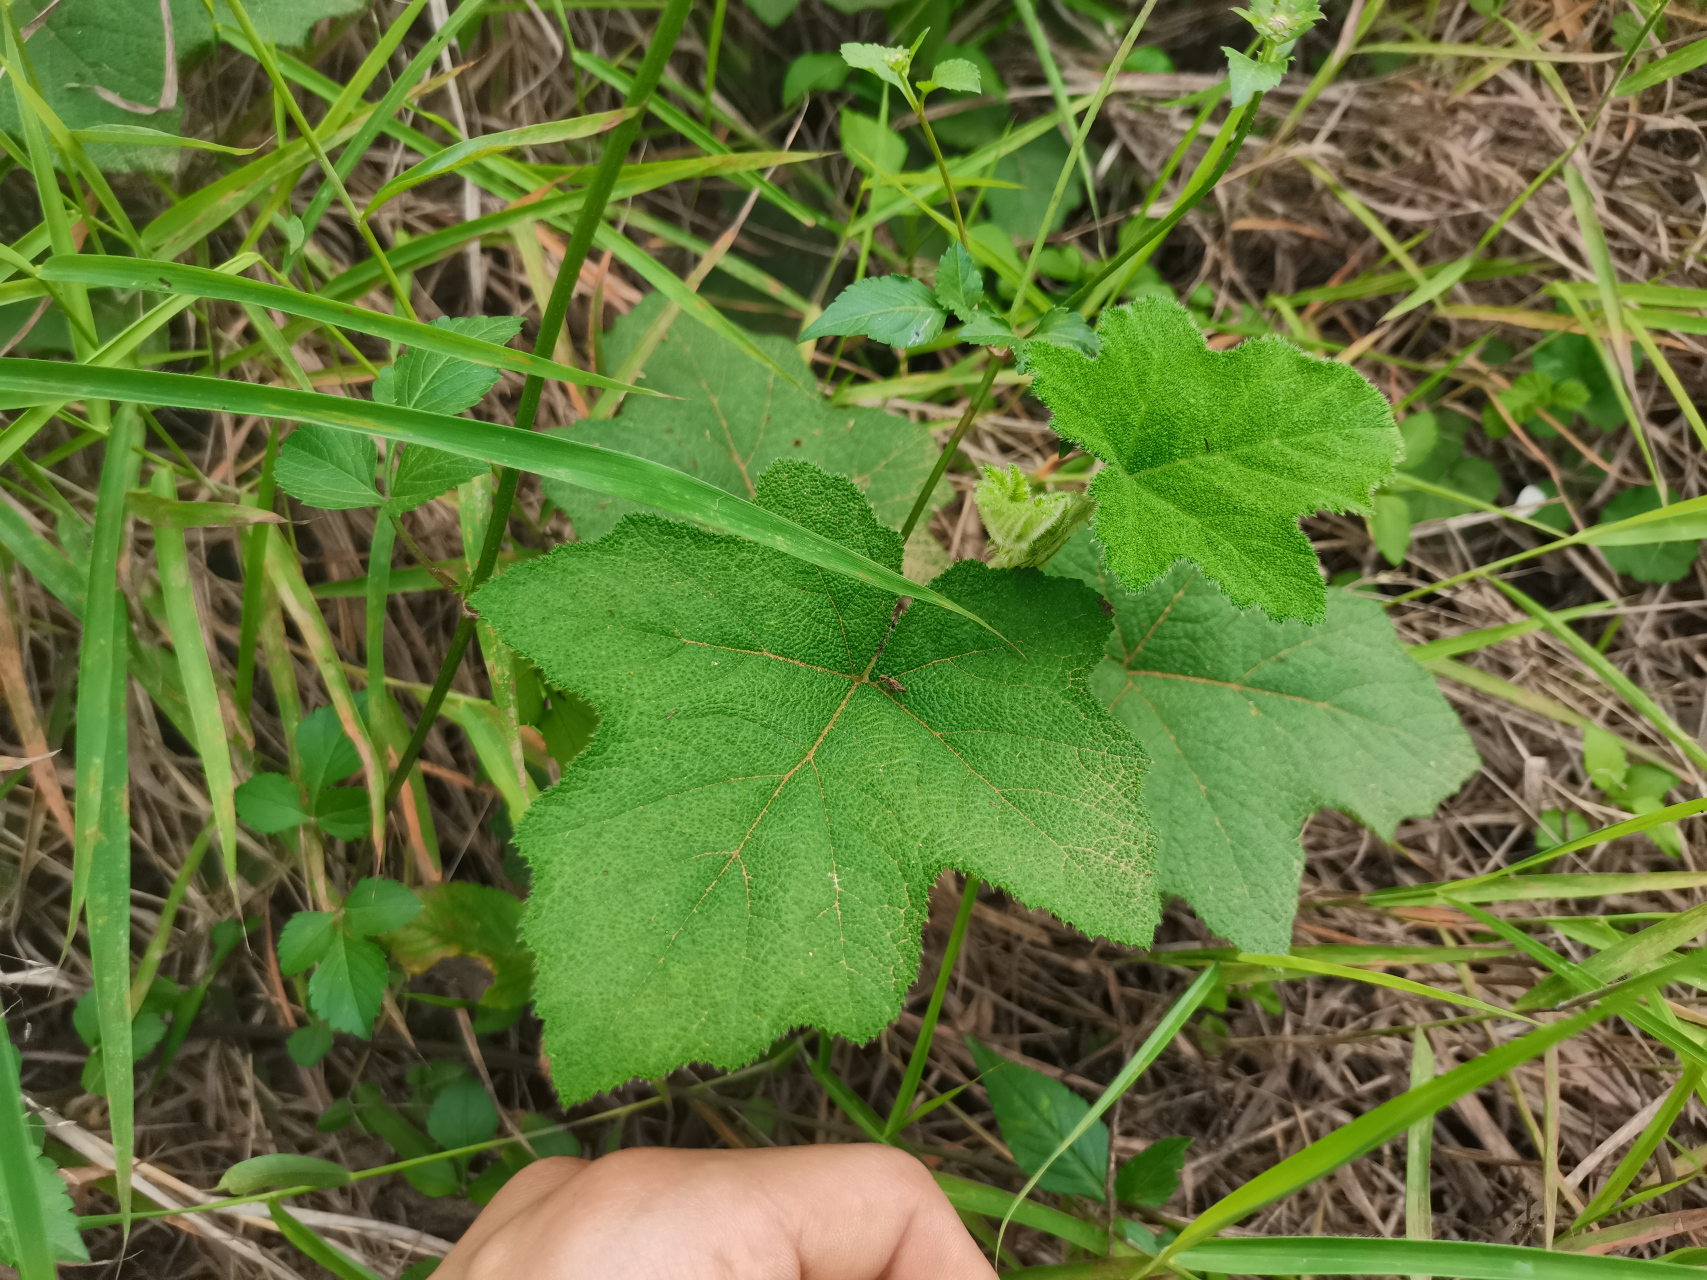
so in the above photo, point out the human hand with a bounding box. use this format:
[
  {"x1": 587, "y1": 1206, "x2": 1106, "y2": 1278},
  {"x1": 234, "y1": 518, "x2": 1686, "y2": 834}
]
[{"x1": 436, "y1": 1143, "x2": 998, "y2": 1280}]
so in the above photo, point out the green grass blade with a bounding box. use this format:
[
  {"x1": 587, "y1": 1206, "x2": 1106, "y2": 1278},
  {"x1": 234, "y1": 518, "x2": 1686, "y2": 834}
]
[
  {"x1": 1616, "y1": 36, "x2": 1707, "y2": 95},
  {"x1": 267, "y1": 1200, "x2": 385, "y2": 1280},
  {"x1": 39, "y1": 257, "x2": 647, "y2": 395},
  {"x1": 0, "y1": 1008, "x2": 53, "y2": 1280},
  {"x1": 0, "y1": 362, "x2": 995, "y2": 636},
  {"x1": 73, "y1": 404, "x2": 141, "y2": 1223},
  {"x1": 1179, "y1": 1235, "x2": 1707, "y2": 1277},
  {"x1": 1405, "y1": 1028, "x2": 1434, "y2": 1280},
  {"x1": 1159, "y1": 1004, "x2": 1614, "y2": 1260},
  {"x1": 1571, "y1": 1065, "x2": 1700, "y2": 1229},
  {"x1": 1375, "y1": 871, "x2": 1707, "y2": 908},
  {"x1": 999, "y1": 962, "x2": 1219, "y2": 1241},
  {"x1": 935, "y1": 1172, "x2": 1108, "y2": 1254},
  {"x1": 146, "y1": 469, "x2": 238, "y2": 891},
  {"x1": 361, "y1": 109, "x2": 636, "y2": 217},
  {"x1": 1235, "y1": 953, "x2": 1524, "y2": 1022}
]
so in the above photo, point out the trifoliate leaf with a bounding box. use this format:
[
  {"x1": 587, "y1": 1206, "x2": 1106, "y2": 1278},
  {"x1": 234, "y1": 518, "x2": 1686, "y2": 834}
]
[
  {"x1": 544, "y1": 295, "x2": 938, "y2": 541},
  {"x1": 427, "y1": 1077, "x2": 500, "y2": 1151},
  {"x1": 1023, "y1": 307, "x2": 1099, "y2": 361},
  {"x1": 218, "y1": 1153, "x2": 350, "y2": 1195},
  {"x1": 966, "y1": 1034, "x2": 1108, "y2": 1200},
  {"x1": 840, "y1": 107, "x2": 907, "y2": 177},
  {"x1": 959, "y1": 312, "x2": 1018, "y2": 347},
  {"x1": 975, "y1": 465, "x2": 1093, "y2": 570},
  {"x1": 286, "y1": 1025, "x2": 334, "y2": 1067},
  {"x1": 1115, "y1": 1137, "x2": 1189, "y2": 1207},
  {"x1": 1224, "y1": 49, "x2": 1287, "y2": 106},
  {"x1": 297, "y1": 705, "x2": 362, "y2": 799},
  {"x1": 924, "y1": 58, "x2": 981, "y2": 93},
  {"x1": 1050, "y1": 535, "x2": 1478, "y2": 952},
  {"x1": 934, "y1": 243, "x2": 985, "y2": 322},
  {"x1": 276, "y1": 911, "x2": 338, "y2": 976},
  {"x1": 383, "y1": 882, "x2": 534, "y2": 1010},
  {"x1": 476, "y1": 460, "x2": 1156, "y2": 1102},
  {"x1": 275, "y1": 425, "x2": 380, "y2": 510},
  {"x1": 374, "y1": 316, "x2": 524, "y2": 416},
  {"x1": 235, "y1": 772, "x2": 309, "y2": 834},
  {"x1": 840, "y1": 41, "x2": 910, "y2": 90},
  {"x1": 784, "y1": 52, "x2": 850, "y2": 105},
  {"x1": 343, "y1": 877, "x2": 422, "y2": 937},
  {"x1": 0, "y1": 1153, "x2": 87, "y2": 1265},
  {"x1": 1026, "y1": 298, "x2": 1402, "y2": 623},
  {"x1": 313, "y1": 788, "x2": 370, "y2": 841},
  {"x1": 308, "y1": 932, "x2": 389, "y2": 1036},
  {"x1": 1599, "y1": 486, "x2": 1700, "y2": 583},
  {"x1": 801, "y1": 276, "x2": 948, "y2": 348}
]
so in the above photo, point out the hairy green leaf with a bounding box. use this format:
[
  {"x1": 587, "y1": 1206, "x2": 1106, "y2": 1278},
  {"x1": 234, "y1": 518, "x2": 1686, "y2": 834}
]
[
  {"x1": 840, "y1": 41, "x2": 910, "y2": 90},
  {"x1": 545, "y1": 296, "x2": 938, "y2": 541},
  {"x1": 1224, "y1": 48, "x2": 1286, "y2": 105},
  {"x1": 801, "y1": 276, "x2": 947, "y2": 348},
  {"x1": 934, "y1": 243, "x2": 985, "y2": 322},
  {"x1": 975, "y1": 465, "x2": 1093, "y2": 570},
  {"x1": 1024, "y1": 306, "x2": 1099, "y2": 359},
  {"x1": 275, "y1": 427, "x2": 381, "y2": 510},
  {"x1": 476, "y1": 461, "x2": 1156, "y2": 1102},
  {"x1": 276, "y1": 912, "x2": 337, "y2": 976},
  {"x1": 1050, "y1": 536, "x2": 1478, "y2": 952},
  {"x1": 383, "y1": 882, "x2": 533, "y2": 1010},
  {"x1": 235, "y1": 772, "x2": 309, "y2": 833},
  {"x1": 966, "y1": 1034, "x2": 1108, "y2": 1199},
  {"x1": 308, "y1": 932, "x2": 389, "y2": 1037},
  {"x1": 343, "y1": 878, "x2": 422, "y2": 937},
  {"x1": 0, "y1": 0, "x2": 363, "y2": 172},
  {"x1": 1027, "y1": 299, "x2": 1401, "y2": 622},
  {"x1": 1116, "y1": 1136, "x2": 1190, "y2": 1207},
  {"x1": 0, "y1": 1151, "x2": 86, "y2": 1266},
  {"x1": 925, "y1": 58, "x2": 981, "y2": 93}
]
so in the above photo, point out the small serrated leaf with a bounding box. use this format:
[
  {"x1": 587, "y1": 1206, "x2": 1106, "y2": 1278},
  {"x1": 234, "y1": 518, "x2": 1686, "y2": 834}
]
[
  {"x1": 925, "y1": 57, "x2": 981, "y2": 94},
  {"x1": 800, "y1": 276, "x2": 947, "y2": 348},
  {"x1": 376, "y1": 316, "x2": 525, "y2": 417},
  {"x1": 343, "y1": 878, "x2": 422, "y2": 937},
  {"x1": 1026, "y1": 298, "x2": 1401, "y2": 622},
  {"x1": 933, "y1": 243, "x2": 984, "y2": 322},
  {"x1": 287, "y1": 1025, "x2": 334, "y2": 1067},
  {"x1": 1224, "y1": 48, "x2": 1287, "y2": 105},
  {"x1": 1115, "y1": 1136, "x2": 1190, "y2": 1206},
  {"x1": 959, "y1": 312, "x2": 1018, "y2": 347},
  {"x1": 840, "y1": 41, "x2": 909, "y2": 90},
  {"x1": 277, "y1": 912, "x2": 338, "y2": 976},
  {"x1": 308, "y1": 932, "x2": 389, "y2": 1036},
  {"x1": 235, "y1": 773, "x2": 310, "y2": 834},
  {"x1": 965, "y1": 1034, "x2": 1108, "y2": 1199},
  {"x1": 1023, "y1": 307, "x2": 1099, "y2": 360},
  {"x1": 298, "y1": 706, "x2": 362, "y2": 799},
  {"x1": 427, "y1": 1077, "x2": 499, "y2": 1150},
  {"x1": 274, "y1": 425, "x2": 380, "y2": 511},
  {"x1": 386, "y1": 446, "x2": 490, "y2": 515},
  {"x1": 313, "y1": 788, "x2": 372, "y2": 841}
]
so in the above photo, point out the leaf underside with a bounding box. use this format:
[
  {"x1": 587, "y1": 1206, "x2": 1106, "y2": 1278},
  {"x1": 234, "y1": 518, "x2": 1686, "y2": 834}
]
[
  {"x1": 1027, "y1": 299, "x2": 1402, "y2": 623},
  {"x1": 545, "y1": 296, "x2": 940, "y2": 540},
  {"x1": 476, "y1": 461, "x2": 1157, "y2": 1102},
  {"x1": 1050, "y1": 533, "x2": 1479, "y2": 952}
]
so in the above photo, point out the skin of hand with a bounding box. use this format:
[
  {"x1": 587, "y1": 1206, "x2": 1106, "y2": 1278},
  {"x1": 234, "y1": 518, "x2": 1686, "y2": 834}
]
[{"x1": 435, "y1": 1143, "x2": 998, "y2": 1280}]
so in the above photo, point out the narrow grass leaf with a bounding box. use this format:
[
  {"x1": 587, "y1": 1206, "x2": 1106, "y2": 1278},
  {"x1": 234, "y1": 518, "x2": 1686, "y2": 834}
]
[
  {"x1": 1161, "y1": 1004, "x2": 1613, "y2": 1259},
  {"x1": 1235, "y1": 953, "x2": 1523, "y2": 1021},
  {"x1": 37, "y1": 257, "x2": 646, "y2": 395},
  {"x1": 1405, "y1": 1028, "x2": 1434, "y2": 1278},
  {"x1": 0, "y1": 1014, "x2": 54, "y2": 1280},
  {"x1": 1616, "y1": 38, "x2": 1707, "y2": 95},
  {"x1": 268, "y1": 1200, "x2": 385, "y2": 1280},
  {"x1": 146, "y1": 469, "x2": 238, "y2": 888},
  {"x1": 0, "y1": 363, "x2": 995, "y2": 636},
  {"x1": 1175, "y1": 1235, "x2": 1707, "y2": 1277},
  {"x1": 1572, "y1": 1065, "x2": 1700, "y2": 1229}
]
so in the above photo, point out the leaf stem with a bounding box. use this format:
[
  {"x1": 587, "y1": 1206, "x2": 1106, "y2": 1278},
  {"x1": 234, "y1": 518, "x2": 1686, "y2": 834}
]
[
  {"x1": 884, "y1": 875, "x2": 979, "y2": 1138},
  {"x1": 899, "y1": 357, "x2": 1001, "y2": 541},
  {"x1": 911, "y1": 98, "x2": 970, "y2": 250},
  {"x1": 383, "y1": 0, "x2": 695, "y2": 809}
]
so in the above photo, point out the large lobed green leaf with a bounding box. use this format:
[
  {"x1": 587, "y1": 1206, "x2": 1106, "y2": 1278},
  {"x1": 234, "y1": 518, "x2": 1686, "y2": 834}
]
[
  {"x1": 1027, "y1": 298, "x2": 1401, "y2": 623},
  {"x1": 546, "y1": 295, "x2": 939, "y2": 539},
  {"x1": 476, "y1": 461, "x2": 1157, "y2": 1102},
  {"x1": 1, "y1": 0, "x2": 365, "y2": 172},
  {"x1": 1050, "y1": 533, "x2": 1478, "y2": 953}
]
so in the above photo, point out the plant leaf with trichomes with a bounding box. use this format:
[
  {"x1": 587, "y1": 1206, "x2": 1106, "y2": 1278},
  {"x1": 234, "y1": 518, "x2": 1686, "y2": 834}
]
[
  {"x1": 1027, "y1": 298, "x2": 1401, "y2": 623},
  {"x1": 975, "y1": 465, "x2": 1093, "y2": 570},
  {"x1": 545, "y1": 295, "x2": 938, "y2": 540},
  {"x1": 0, "y1": 0, "x2": 365, "y2": 173},
  {"x1": 1050, "y1": 534, "x2": 1477, "y2": 952},
  {"x1": 934, "y1": 243, "x2": 985, "y2": 322},
  {"x1": 801, "y1": 275, "x2": 947, "y2": 348},
  {"x1": 476, "y1": 461, "x2": 1157, "y2": 1102},
  {"x1": 966, "y1": 1034, "x2": 1108, "y2": 1199}
]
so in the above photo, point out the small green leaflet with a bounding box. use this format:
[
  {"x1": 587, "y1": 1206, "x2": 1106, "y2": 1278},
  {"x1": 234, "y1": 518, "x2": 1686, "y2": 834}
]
[
  {"x1": 1598, "y1": 487, "x2": 1700, "y2": 583},
  {"x1": 276, "y1": 879, "x2": 420, "y2": 1037},
  {"x1": 801, "y1": 275, "x2": 946, "y2": 348},
  {"x1": 1116, "y1": 1136, "x2": 1190, "y2": 1207},
  {"x1": 1025, "y1": 307, "x2": 1099, "y2": 360},
  {"x1": 1223, "y1": 49, "x2": 1286, "y2": 106},
  {"x1": 428, "y1": 1077, "x2": 499, "y2": 1150},
  {"x1": 784, "y1": 52, "x2": 849, "y2": 105},
  {"x1": 235, "y1": 705, "x2": 367, "y2": 840},
  {"x1": 277, "y1": 316, "x2": 514, "y2": 514},
  {"x1": 1027, "y1": 298, "x2": 1402, "y2": 623},
  {"x1": 233, "y1": 773, "x2": 310, "y2": 833},
  {"x1": 840, "y1": 41, "x2": 910, "y2": 90},
  {"x1": 923, "y1": 58, "x2": 982, "y2": 94},
  {"x1": 545, "y1": 295, "x2": 938, "y2": 540},
  {"x1": 840, "y1": 107, "x2": 906, "y2": 177},
  {"x1": 309, "y1": 932, "x2": 390, "y2": 1037},
  {"x1": 1050, "y1": 536, "x2": 1478, "y2": 953},
  {"x1": 0, "y1": 1153, "x2": 87, "y2": 1265},
  {"x1": 934, "y1": 243, "x2": 985, "y2": 322},
  {"x1": 975, "y1": 465, "x2": 1093, "y2": 570},
  {"x1": 476, "y1": 461, "x2": 1156, "y2": 1102},
  {"x1": 288, "y1": 1025, "x2": 334, "y2": 1067},
  {"x1": 965, "y1": 1034, "x2": 1107, "y2": 1199}
]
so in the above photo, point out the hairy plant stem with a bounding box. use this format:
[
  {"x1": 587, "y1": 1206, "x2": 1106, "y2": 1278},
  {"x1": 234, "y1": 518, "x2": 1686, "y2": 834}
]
[
  {"x1": 899, "y1": 358, "x2": 1002, "y2": 541},
  {"x1": 884, "y1": 875, "x2": 979, "y2": 1138},
  {"x1": 384, "y1": 0, "x2": 695, "y2": 810}
]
